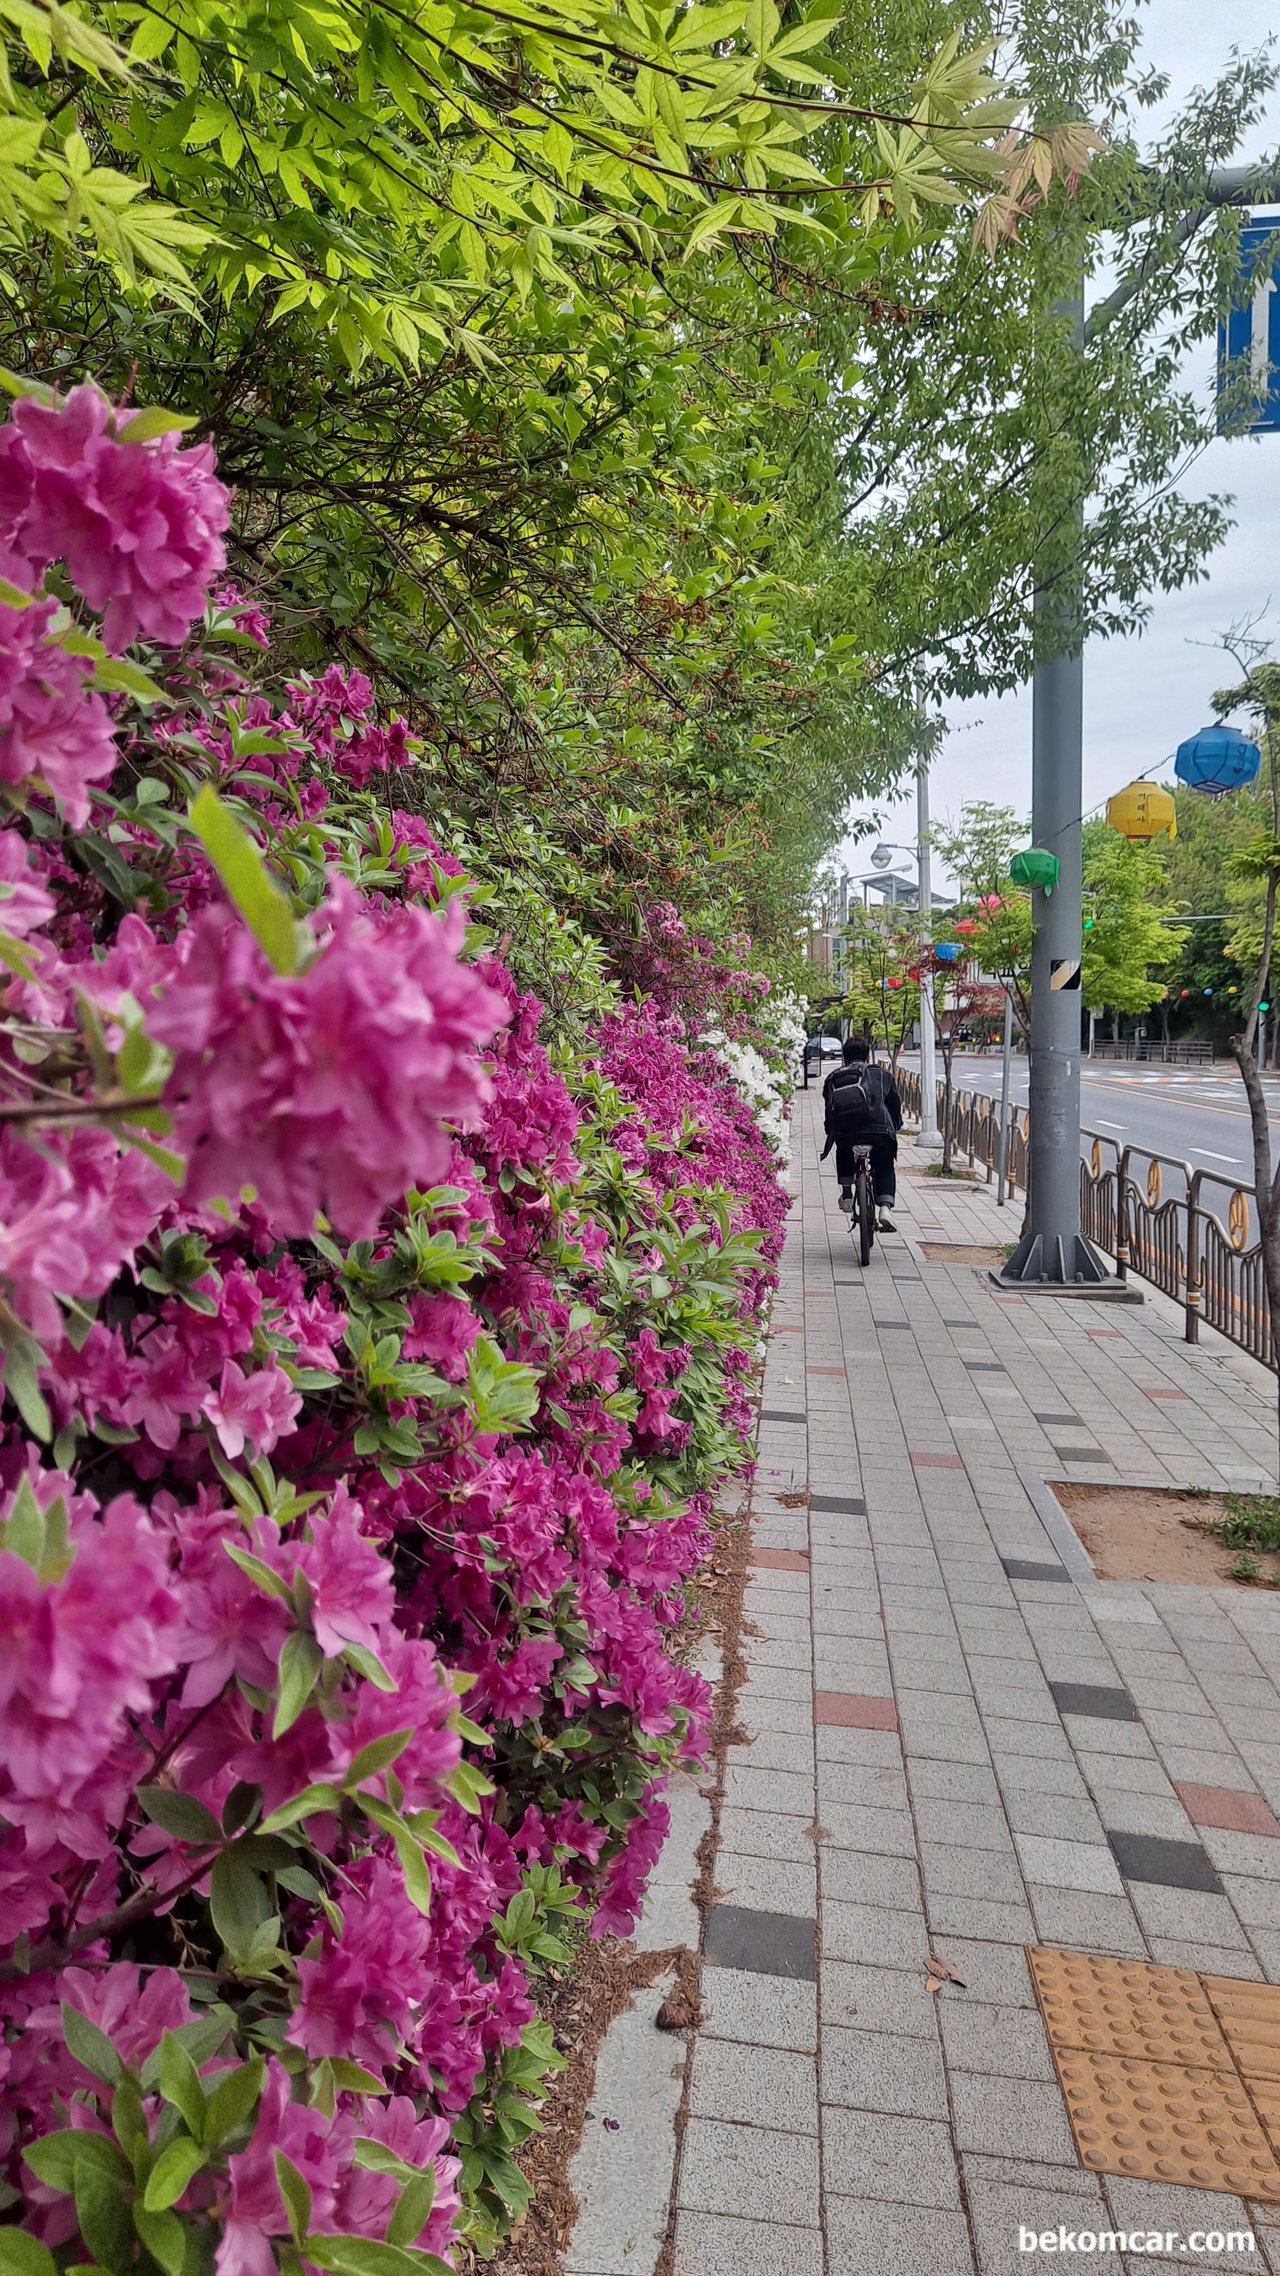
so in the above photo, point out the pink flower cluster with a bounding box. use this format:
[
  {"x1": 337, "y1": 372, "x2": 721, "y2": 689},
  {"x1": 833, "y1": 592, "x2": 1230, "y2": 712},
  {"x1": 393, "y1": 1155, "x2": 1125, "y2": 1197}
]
[
  {"x1": 0, "y1": 382, "x2": 228, "y2": 649},
  {"x1": 140, "y1": 879, "x2": 509, "y2": 1237},
  {"x1": 0, "y1": 382, "x2": 788, "y2": 2275}
]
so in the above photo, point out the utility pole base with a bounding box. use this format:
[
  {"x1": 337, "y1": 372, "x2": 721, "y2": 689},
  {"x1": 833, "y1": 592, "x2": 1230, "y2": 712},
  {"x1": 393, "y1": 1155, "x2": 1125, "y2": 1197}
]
[
  {"x1": 999, "y1": 1230, "x2": 1119, "y2": 1289},
  {"x1": 914, "y1": 1128, "x2": 944, "y2": 1151}
]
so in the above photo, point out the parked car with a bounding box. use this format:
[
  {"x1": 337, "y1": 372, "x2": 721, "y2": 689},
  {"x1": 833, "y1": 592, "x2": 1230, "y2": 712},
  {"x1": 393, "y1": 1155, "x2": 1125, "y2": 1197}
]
[{"x1": 803, "y1": 1035, "x2": 844, "y2": 1073}]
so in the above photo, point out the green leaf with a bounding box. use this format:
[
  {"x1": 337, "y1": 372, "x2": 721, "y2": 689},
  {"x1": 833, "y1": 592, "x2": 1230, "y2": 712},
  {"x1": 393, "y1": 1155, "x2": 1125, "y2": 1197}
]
[
  {"x1": 75, "y1": 2158, "x2": 133, "y2": 2274},
  {"x1": 61, "y1": 2002, "x2": 123, "y2": 2087},
  {"x1": 342, "y1": 1639, "x2": 397, "y2": 1691},
  {"x1": 386, "y1": 2172, "x2": 437, "y2": 2248},
  {"x1": 351, "y1": 2140, "x2": 429, "y2": 2185},
  {"x1": 304, "y1": 2239, "x2": 451, "y2": 2276},
  {"x1": 327, "y1": 2060, "x2": 391, "y2": 2095},
  {"x1": 344, "y1": 1729, "x2": 414, "y2": 1788},
  {"x1": 132, "y1": 2206, "x2": 188, "y2": 2276},
  {"x1": 223, "y1": 1541, "x2": 293, "y2": 1600},
  {"x1": 24, "y1": 2130, "x2": 126, "y2": 2194},
  {"x1": 274, "y1": 1628, "x2": 325, "y2": 1738},
  {"x1": 0, "y1": 2233, "x2": 59, "y2": 2276},
  {"x1": 137, "y1": 1787, "x2": 223, "y2": 1845},
  {"x1": 111, "y1": 2072, "x2": 147, "y2": 2168},
  {"x1": 481, "y1": 2147, "x2": 532, "y2": 2219},
  {"x1": 275, "y1": 2151, "x2": 312, "y2": 2245},
  {"x1": 117, "y1": 406, "x2": 200, "y2": 443},
  {"x1": 209, "y1": 1847, "x2": 270, "y2": 1961},
  {"x1": 443, "y1": 1760, "x2": 496, "y2": 1817},
  {"x1": 259, "y1": 1780, "x2": 343, "y2": 1833},
  {"x1": 143, "y1": 2136, "x2": 208, "y2": 2213},
  {"x1": 3, "y1": 1331, "x2": 50, "y2": 1442},
  {"x1": 188, "y1": 784, "x2": 303, "y2": 974},
  {"x1": 139, "y1": 2010, "x2": 234, "y2": 2091},
  {"x1": 202, "y1": 2055, "x2": 265, "y2": 2146},
  {"x1": 157, "y1": 2032, "x2": 207, "y2": 2139},
  {"x1": 2, "y1": 1473, "x2": 46, "y2": 1569}
]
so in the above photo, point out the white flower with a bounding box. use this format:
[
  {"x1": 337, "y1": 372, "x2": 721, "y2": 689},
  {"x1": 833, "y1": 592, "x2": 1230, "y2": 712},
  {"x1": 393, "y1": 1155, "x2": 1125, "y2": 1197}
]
[{"x1": 701, "y1": 989, "x2": 805, "y2": 1173}]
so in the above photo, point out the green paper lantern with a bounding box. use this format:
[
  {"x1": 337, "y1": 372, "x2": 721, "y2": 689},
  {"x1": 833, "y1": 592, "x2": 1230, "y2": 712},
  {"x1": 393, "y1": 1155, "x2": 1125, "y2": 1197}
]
[{"x1": 1009, "y1": 848, "x2": 1061, "y2": 897}]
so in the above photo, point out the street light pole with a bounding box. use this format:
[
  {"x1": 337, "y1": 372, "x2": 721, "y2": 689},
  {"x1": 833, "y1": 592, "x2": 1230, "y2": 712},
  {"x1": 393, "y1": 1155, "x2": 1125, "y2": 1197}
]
[
  {"x1": 1003, "y1": 273, "x2": 1105, "y2": 1282},
  {"x1": 916, "y1": 751, "x2": 942, "y2": 1149},
  {"x1": 1002, "y1": 162, "x2": 1280, "y2": 1289}
]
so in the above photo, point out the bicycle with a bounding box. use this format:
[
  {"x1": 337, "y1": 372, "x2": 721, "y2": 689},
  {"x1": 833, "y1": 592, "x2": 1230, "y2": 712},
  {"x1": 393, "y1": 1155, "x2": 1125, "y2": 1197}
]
[{"x1": 847, "y1": 1145, "x2": 875, "y2": 1268}]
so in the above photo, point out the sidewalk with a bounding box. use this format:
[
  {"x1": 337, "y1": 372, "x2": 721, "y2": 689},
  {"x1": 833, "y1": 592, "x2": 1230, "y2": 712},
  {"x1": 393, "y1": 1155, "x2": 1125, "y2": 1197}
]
[{"x1": 659, "y1": 1087, "x2": 1280, "y2": 2276}]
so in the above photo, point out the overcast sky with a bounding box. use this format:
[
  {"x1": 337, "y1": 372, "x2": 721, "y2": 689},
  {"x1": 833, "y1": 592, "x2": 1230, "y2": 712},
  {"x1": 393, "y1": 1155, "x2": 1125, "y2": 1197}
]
[{"x1": 840, "y1": 0, "x2": 1280, "y2": 897}]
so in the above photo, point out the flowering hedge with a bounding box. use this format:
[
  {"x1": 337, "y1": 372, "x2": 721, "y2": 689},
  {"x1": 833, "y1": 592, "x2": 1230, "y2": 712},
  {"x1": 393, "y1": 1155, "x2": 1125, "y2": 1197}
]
[{"x1": 0, "y1": 385, "x2": 792, "y2": 2273}]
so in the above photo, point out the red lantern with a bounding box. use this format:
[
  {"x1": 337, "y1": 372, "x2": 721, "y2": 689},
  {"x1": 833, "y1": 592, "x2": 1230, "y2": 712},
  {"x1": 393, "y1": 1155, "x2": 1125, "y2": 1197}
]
[
  {"x1": 1180, "y1": 988, "x2": 1190, "y2": 999},
  {"x1": 887, "y1": 977, "x2": 902, "y2": 990}
]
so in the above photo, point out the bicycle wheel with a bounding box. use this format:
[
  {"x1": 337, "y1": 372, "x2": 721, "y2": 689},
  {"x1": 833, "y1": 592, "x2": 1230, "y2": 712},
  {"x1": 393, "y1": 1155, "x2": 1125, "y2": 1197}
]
[{"x1": 856, "y1": 1163, "x2": 875, "y2": 1267}]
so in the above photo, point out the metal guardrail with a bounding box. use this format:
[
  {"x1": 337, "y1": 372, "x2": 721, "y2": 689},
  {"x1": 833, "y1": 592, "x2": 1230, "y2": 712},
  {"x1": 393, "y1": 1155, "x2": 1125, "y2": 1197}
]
[
  {"x1": 895, "y1": 1067, "x2": 1273, "y2": 1370},
  {"x1": 1090, "y1": 1038, "x2": 1214, "y2": 1065}
]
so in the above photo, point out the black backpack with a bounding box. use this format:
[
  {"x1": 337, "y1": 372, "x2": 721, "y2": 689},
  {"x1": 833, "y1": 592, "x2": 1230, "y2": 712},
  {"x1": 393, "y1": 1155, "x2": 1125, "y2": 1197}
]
[{"x1": 828, "y1": 1064, "x2": 889, "y2": 1135}]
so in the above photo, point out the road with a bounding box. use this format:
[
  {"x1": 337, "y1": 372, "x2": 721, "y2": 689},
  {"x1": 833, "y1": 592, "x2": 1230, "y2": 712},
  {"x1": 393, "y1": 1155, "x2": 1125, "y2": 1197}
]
[{"x1": 902, "y1": 1053, "x2": 1280, "y2": 1190}]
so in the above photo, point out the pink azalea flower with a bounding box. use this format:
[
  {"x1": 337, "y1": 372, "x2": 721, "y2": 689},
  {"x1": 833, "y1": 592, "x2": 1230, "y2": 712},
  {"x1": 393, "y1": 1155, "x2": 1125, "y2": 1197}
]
[
  {"x1": 202, "y1": 1358, "x2": 301, "y2": 1459},
  {"x1": 12, "y1": 382, "x2": 229, "y2": 652},
  {"x1": 145, "y1": 878, "x2": 510, "y2": 1238}
]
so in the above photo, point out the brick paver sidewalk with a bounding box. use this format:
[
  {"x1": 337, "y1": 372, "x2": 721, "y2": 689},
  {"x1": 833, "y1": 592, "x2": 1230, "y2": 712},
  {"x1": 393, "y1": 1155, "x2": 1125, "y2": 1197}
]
[{"x1": 668, "y1": 1087, "x2": 1280, "y2": 2276}]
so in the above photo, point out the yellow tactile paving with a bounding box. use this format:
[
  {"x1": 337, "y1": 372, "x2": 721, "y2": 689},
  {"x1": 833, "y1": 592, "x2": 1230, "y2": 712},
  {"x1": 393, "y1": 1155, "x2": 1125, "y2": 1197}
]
[
  {"x1": 1203, "y1": 1976, "x2": 1280, "y2": 2084},
  {"x1": 1030, "y1": 1946, "x2": 1280, "y2": 2202},
  {"x1": 1029, "y1": 1948, "x2": 1234, "y2": 2070},
  {"x1": 1051, "y1": 2048, "x2": 1280, "y2": 2197}
]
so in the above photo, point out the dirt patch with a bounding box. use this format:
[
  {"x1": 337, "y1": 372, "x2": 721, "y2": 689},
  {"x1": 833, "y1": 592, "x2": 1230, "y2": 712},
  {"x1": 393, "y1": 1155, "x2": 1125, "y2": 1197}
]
[
  {"x1": 920, "y1": 1242, "x2": 1009, "y2": 1268},
  {"x1": 1055, "y1": 1481, "x2": 1280, "y2": 1589}
]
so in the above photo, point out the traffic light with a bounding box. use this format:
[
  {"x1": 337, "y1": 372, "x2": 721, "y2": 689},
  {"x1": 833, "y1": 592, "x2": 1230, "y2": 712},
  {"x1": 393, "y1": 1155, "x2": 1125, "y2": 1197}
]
[{"x1": 1261, "y1": 1001, "x2": 1271, "y2": 1013}]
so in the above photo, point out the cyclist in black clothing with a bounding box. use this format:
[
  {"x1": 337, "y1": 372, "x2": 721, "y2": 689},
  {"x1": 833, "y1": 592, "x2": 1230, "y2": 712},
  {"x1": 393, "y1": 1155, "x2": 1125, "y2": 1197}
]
[{"x1": 820, "y1": 1037, "x2": 903, "y2": 1232}]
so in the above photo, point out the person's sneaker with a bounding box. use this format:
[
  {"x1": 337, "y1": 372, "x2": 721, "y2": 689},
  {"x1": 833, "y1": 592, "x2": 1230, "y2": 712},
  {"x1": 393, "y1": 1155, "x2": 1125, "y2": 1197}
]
[
  {"x1": 877, "y1": 1213, "x2": 896, "y2": 1233},
  {"x1": 838, "y1": 1186, "x2": 854, "y2": 1214}
]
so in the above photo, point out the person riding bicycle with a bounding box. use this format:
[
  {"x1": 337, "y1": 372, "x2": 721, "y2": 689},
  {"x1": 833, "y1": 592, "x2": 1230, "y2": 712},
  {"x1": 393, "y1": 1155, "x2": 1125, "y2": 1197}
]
[{"x1": 820, "y1": 1037, "x2": 902, "y2": 1233}]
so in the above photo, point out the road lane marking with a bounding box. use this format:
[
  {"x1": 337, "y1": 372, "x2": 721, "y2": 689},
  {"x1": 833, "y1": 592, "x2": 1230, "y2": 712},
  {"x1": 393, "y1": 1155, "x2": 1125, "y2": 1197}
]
[{"x1": 1193, "y1": 1148, "x2": 1243, "y2": 1163}]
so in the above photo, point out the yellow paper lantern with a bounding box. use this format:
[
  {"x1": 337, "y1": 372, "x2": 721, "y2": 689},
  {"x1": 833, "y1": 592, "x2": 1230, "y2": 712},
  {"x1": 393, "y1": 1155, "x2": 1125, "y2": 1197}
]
[{"x1": 1105, "y1": 781, "x2": 1177, "y2": 842}]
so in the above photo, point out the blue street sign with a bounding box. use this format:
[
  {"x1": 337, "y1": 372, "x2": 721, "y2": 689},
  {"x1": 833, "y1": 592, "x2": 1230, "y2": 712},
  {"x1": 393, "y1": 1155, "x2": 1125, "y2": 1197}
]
[{"x1": 1218, "y1": 219, "x2": 1280, "y2": 433}]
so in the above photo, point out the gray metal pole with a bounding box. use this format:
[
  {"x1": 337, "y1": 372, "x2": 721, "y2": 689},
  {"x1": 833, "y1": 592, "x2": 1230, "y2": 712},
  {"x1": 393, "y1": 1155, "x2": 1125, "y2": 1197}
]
[
  {"x1": 1002, "y1": 266, "x2": 1107, "y2": 1287},
  {"x1": 996, "y1": 986, "x2": 1014, "y2": 1207},
  {"x1": 995, "y1": 163, "x2": 1280, "y2": 1289},
  {"x1": 916, "y1": 751, "x2": 942, "y2": 1148}
]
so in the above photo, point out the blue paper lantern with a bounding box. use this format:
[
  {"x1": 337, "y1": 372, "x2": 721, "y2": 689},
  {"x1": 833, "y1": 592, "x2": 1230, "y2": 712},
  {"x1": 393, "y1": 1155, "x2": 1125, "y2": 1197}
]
[
  {"x1": 934, "y1": 941, "x2": 962, "y2": 964},
  {"x1": 1174, "y1": 723, "x2": 1261, "y2": 798}
]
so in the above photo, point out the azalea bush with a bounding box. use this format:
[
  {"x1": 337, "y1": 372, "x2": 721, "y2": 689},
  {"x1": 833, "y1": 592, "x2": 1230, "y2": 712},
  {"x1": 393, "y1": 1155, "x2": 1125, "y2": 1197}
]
[{"x1": 0, "y1": 385, "x2": 789, "y2": 2272}]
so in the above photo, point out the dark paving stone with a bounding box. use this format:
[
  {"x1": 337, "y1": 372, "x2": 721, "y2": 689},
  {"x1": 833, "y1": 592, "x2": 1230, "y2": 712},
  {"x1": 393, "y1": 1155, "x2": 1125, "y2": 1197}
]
[
  {"x1": 1035, "y1": 1412, "x2": 1083, "y2": 1427},
  {"x1": 1053, "y1": 1447, "x2": 1113, "y2": 1465},
  {"x1": 875, "y1": 1321, "x2": 913, "y2": 1332},
  {"x1": 1001, "y1": 1558, "x2": 1071, "y2": 1583},
  {"x1": 964, "y1": 1360, "x2": 1007, "y2": 1373},
  {"x1": 760, "y1": 1409, "x2": 806, "y2": 1424},
  {"x1": 1106, "y1": 1830, "x2": 1224, "y2": 1895},
  {"x1": 704, "y1": 1903, "x2": 817, "y2": 1981},
  {"x1": 943, "y1": 1318, "x2": 975, "y2": 1328},
  {"x1": 1050, "y1": 1680, "x2": 1138, "y2": 1723},
  {"x1": 810, "y1": 1495, "x2": 867, "y2": 1515}
]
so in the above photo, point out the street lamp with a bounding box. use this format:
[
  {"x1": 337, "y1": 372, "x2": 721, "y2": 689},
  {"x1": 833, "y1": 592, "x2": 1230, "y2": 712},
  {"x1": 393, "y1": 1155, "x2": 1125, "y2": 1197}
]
[{"x1": 1003, "y1": 160, "x2": 1280, "y2": 1291}]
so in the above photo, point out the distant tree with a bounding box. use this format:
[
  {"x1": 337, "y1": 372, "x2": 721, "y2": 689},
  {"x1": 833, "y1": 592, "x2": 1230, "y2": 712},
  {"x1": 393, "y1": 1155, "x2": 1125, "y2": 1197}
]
[
  {"x1": 1208, "y1": 642, "x2": 1280, "y2": 1466},
  {"x1": 840, "y1": 904, "x2": 920, "y2": 1068},
  {"x1": 1158, "y1": 783, "x2": 1262, "y2": 1041},
  {"x1": 1080, "y1": 823, "x2": 1179, "y2": 1037},
  {"x1": 933, "y1": 802, "x2": 1032, "y2": 1037}
]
